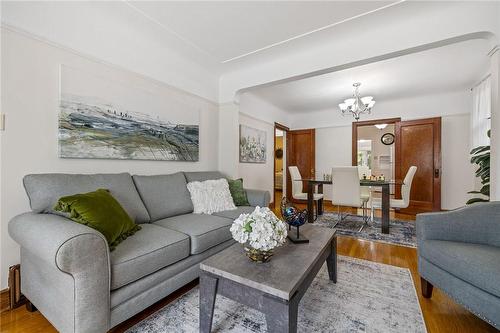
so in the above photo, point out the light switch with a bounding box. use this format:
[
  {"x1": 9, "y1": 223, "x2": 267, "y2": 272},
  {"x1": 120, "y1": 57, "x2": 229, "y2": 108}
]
[{"x1": 0, "y1": 113, "x2": 5, "y2": 131}]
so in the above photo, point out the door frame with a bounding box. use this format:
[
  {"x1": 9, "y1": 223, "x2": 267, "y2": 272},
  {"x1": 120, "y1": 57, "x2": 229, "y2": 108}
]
[
  {"x1": 273, "y1": 122, "x2": 290, "y2": 209},
  {"x1": 351, "y1": 117, "x2": 401, "y2": 166}
]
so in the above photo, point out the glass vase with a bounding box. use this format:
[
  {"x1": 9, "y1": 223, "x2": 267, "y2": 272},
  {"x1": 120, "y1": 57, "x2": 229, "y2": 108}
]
[{"x1": 244, "y1": 246, "x2": 274, "y2": 263}]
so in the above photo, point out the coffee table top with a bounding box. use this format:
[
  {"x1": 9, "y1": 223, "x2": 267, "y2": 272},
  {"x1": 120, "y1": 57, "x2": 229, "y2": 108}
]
[{"x1": 200, "y1": 224, "x2": 336, "y2": 300}]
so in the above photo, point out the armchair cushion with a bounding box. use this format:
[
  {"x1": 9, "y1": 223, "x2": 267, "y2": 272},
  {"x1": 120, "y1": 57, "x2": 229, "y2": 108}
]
[
  {"x1": 110, "y1": 224, "x2": 189, "y2": 290},
  {"x1": 419, "y1": 240, "x2": 500, "y2": 297},
  {"x1": 417, "y1": 202, "x2": 500, "y2": 247}
]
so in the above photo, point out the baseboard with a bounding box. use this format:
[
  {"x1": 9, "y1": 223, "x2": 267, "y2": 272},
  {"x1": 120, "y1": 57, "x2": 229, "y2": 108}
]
[
  {"x1": 0, "y1": 288, "x2": 9, "y2": 313},
  {"x1": 7, "y1": 264, "x2": 27, "y2": 311}
]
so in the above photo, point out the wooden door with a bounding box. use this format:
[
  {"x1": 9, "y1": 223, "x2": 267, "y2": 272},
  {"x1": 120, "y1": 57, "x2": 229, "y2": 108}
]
[
  {"x1": 395, "y1": 117, "x2": 441, "y2": 213},
  {"x1": 286, "y1": 129, "x2": 315, "y2": 202}
]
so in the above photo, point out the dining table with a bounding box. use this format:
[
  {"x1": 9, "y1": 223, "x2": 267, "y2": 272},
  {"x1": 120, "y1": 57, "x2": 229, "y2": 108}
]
[{"x1": 302, "y1": 178, "x2": 402, "y2": 234}]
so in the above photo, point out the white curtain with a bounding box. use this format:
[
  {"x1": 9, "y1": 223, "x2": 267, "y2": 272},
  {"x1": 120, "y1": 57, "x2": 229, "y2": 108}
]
[{"x1": 471, "y1": 76, "x2": 491, "y2": 149}]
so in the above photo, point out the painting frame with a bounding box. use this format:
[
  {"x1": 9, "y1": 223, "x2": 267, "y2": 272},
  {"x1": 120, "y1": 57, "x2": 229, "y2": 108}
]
[{"x1": 239, "y1": 124, "x2": 267, "y2": 163}]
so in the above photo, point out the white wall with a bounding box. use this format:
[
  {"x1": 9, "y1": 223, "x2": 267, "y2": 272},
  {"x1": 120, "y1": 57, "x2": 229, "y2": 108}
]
[
  {"x1": 441, "y1": 113, "x2": 476, "y2": 208},
  {"x1": 238, "y1": 114, "x2": 275, "y2": 203},
  {"x1": 221, "y1": 1, "x2": 499, "y2": 102},
  {"x1": 0, "y1": 29, "x2": 220, "y2": 289},
  {"x1": 290, "y1": 90, "x2": 471, "y2": 129},
  {"x1": 313, "y1": 92, "x2": 475, "y2": 209},
  {"x1": 238, "y1": 93, "x2": 291, "y2": 203},
  {"x1": 1, "y1": 2, "x2": 218, "y2": 102}
]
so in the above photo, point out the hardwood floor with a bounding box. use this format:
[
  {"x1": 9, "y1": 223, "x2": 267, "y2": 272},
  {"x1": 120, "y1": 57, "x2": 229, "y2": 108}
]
[{"x1": 1, "y1": 205, "x2": 497, "y2": 333}]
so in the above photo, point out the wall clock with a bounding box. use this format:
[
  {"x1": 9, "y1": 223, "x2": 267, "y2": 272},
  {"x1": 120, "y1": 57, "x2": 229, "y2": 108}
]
[{"x1": 381, "y1": 133, "x2": 395, "y2": 145}]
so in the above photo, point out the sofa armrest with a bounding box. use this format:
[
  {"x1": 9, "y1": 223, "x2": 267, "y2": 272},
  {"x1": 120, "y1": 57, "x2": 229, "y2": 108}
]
[
  {"x1": 245, "y1": 189, "x2": 271, "y2": 208},
  {"x1": 9, "y1": 212, "x2": 111, "y2": 333},
  {"x1": 416, "y1": 202, "x2": 500, "y2": 247}
]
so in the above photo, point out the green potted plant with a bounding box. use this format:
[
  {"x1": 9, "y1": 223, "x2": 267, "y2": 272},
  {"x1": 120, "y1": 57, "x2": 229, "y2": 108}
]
[{"x1": 467, "y1": 129, "x2": 490, "y2": 204}]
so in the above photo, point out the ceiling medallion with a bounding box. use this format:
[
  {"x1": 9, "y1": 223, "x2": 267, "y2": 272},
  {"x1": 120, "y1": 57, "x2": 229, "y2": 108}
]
[{"x1": 338, "y1": 82, "x2": 375, "y2": 121}]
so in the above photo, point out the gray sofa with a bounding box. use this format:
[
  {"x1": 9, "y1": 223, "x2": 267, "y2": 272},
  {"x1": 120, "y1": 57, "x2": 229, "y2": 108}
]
[
  {"x1": 8, "y1": 171, "x2": 270, "y2": 333},
  {"x1": 417, "y1": 202, "x2": 500, "y2": 329}
]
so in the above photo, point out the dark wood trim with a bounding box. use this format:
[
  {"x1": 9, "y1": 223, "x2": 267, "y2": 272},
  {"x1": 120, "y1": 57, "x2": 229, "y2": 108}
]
[
  {"x1": 351, "y1": 117, "x2": 401, "y2": 166},
  {"x1": 0, "y1": 288, "x2": 9, "y2": 313},
  {"x1": 274, "y1": 122, "x2": 290, "y2": 131},
  {"x1": 273, "y1": 123, "x2": 289, "y2": 209},
  {"x1": 25, "y1": 301, "x2": 37, "y2": 313},
  {"x1": 8, "y1": 264, "x2": 26, "y2": 311}
]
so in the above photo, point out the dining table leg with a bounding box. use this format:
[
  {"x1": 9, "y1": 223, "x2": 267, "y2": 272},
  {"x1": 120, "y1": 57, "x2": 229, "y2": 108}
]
[
  {"x1": 381, "y1": 184, "x2": 390, "y2": 234},
  {"x1": 307, "y1": 181, "x2": 314, "y2": 223},
  {"x1": 317, "y1": 184, "x2": 324, "y2": 216}
]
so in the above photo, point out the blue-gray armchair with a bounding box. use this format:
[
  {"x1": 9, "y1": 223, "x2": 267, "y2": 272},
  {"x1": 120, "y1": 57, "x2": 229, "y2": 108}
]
[{"x1": 417, "y1": 202, "x2": 500, "y2": 329}]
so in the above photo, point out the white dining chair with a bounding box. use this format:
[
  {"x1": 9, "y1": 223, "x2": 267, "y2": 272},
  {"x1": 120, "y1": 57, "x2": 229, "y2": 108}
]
[
  {"x1": 288, "y1": 166, "x2": 324, "y2": 217},
  {"x1": 331, "y1": 166, "x2": 370, "y2": 231},
  {"x1": 370, "y1": 166, "x2": 417, "y2": 221}
]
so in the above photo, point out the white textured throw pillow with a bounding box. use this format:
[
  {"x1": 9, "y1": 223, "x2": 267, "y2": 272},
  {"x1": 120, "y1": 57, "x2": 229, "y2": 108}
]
[{"x1": 187, "y1": 179, "x2": 237, "y2": 214}]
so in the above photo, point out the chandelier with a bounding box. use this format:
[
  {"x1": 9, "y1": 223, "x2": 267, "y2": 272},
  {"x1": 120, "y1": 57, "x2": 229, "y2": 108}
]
[{"x1": 338, "y1": 83, "x2": 375, "y2": 121}]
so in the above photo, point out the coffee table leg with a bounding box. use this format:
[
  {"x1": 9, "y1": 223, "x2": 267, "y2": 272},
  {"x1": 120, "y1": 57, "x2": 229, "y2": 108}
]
[
  {"x1": 200, "y1": 273, "x2": 218, "y2": 333},
  {"x1": 264, "y1": 294, "x2": 298, "y2": 333},
  {"x1": 326, "y1": 236, "x2": 337, "y2": 283}
]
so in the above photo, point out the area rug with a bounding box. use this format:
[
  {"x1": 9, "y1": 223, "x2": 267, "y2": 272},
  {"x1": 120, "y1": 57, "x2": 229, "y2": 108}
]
[
  {"x1": 314, "y1": 213, "x2": 417, "y2": 248},
  {"x1": 126, "y1": 256, "x2": 426, "y2": 333}
]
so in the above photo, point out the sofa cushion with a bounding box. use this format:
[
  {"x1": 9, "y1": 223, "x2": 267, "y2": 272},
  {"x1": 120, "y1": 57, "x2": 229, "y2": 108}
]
[
  {"x1": 110, "y1": 224, "x2": 189, "y2": 290},
  {"x1": 212, "y1": 206, "x2": 256, "y2": 220},
  {"x1": 133, "y1": 173, "x2": 193, "y2": 221},
  {"x1": 154, "y1": 214, "x2": 233, "y2": 254},
  {"x1": 23, "y1": 173, "x2": 150, "y2": 223},
  {"x1": 420, "y1": 240, "x2": 500, "y2": 297},
  {"x1": 183, "y1": 171, "x2": 224, "y2": 183}
]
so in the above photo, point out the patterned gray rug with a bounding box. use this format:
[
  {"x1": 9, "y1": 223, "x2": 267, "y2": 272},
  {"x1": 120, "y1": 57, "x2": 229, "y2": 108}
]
[
  {"x1": 126, "y1": 256, "x2": 426, "y2": 333},
  {"x1": 314, "y1": 213, "x2": 417, "y2": 248}
]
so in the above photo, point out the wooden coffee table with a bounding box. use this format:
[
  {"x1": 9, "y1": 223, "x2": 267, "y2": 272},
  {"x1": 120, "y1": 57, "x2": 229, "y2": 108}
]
[{"x1": 199, "y1": 225, "x2": 337, "y2": 333}]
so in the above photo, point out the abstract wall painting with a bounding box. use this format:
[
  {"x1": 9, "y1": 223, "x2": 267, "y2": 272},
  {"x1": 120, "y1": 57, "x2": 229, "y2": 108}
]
[
  {"x1": 59, "y1": 65, "x2": 199, "y2": 161},
  {"x1": 239, "y1": 125, "x2": 267, "y2": 163}
]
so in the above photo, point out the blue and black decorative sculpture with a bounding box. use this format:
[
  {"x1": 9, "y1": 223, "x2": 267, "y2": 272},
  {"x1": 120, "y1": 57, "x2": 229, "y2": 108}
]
[{"x1": 280, "y1": 197, "x2": 309, "y2": 243}]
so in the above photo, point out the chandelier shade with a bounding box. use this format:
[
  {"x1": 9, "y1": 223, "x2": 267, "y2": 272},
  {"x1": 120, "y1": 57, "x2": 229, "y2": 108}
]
[{"x1": 338, "y1": 83, "x2": 375, "y2": 121}]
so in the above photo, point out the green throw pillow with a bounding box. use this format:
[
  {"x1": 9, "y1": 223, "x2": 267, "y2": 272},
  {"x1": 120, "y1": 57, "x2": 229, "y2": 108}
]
[
  {"x1": 54, "y1": 188, "x2": 141, "y2": 251},
  {"x1": 227, "y1": 178, "x2": 250, "y2": 206}
]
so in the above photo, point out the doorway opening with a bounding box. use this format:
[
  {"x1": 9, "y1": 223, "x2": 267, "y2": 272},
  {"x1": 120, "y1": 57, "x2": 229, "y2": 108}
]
[{"x1": 274, "y1": 123, "x2": 289, "y2": 209}]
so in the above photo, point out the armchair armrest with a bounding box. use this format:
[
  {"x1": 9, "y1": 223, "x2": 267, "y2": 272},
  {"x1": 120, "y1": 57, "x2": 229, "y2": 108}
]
[
  {"x1": 245, "y1": 188, "x2": 271, "y2": 207},
  {"x1": 416, "y1": 202, "x2": 500, "y2": 247},
  {"x1": 9, "y1": 212, "x2": 111, "y2": 333}
]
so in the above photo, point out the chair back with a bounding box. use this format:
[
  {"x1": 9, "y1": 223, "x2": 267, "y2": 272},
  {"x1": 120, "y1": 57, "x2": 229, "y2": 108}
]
[
  {"x1": 401, "y1": 166, "x2": 417, "y2": 207},
  {"x1": 331, "y1": 166, "x2": 362, "y2": 207},
  {"x1": 288, "y1": 166, "x2": 303, "y2": 198}
]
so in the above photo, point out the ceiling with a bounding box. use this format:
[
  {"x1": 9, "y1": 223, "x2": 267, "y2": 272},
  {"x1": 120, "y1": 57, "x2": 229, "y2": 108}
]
[
  {"x1": 247, "y1": 38, "x2": 491, "y2": 113},
  {"x1": 127, "y1": 1, "x2": 399, "y2": 63}
]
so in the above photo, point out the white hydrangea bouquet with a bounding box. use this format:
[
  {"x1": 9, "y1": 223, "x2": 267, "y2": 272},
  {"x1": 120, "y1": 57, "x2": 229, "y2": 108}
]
[{"x1": 230, "y1": 206, "x2": 288, "y2": 263}]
